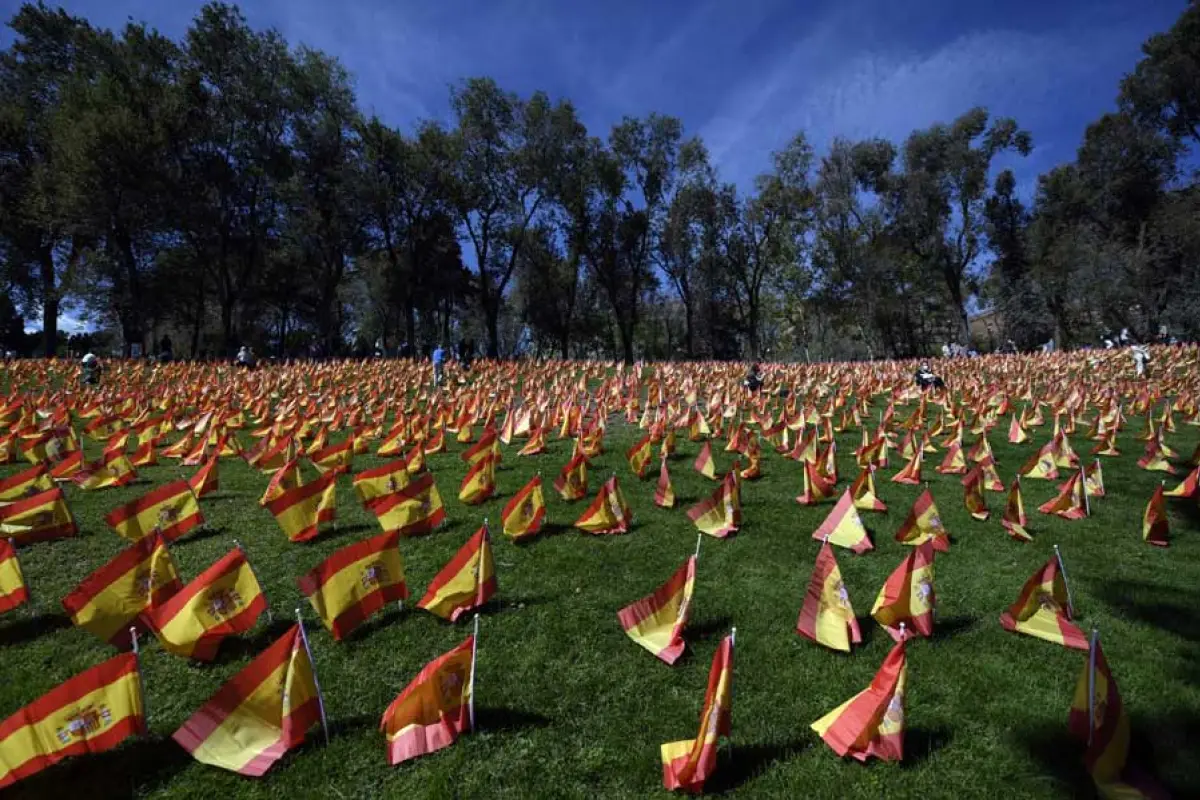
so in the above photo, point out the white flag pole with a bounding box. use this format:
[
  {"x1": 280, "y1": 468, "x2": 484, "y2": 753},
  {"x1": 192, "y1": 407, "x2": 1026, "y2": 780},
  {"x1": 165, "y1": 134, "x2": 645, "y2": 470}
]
[
  {"x1": 694, "y1": 533, "x2": 703, "y2": 562},
  {"x1": 295, "y1": 608, "x2": 330, "y2": 745},
  {"x1": 1087, "y1": 628, "x2": 1099, "y2": 747},
  {"x1": 1081, "y1": 465, "x2": 1090, "y2": 517},
  {"x1": 1054, "y1": 544, "x2": 1076, "y2": 619},
  {"x1": 469, "y1": 613, "x2": 480, "y2": 731},
  {"x1": 129, "y1": 626, "x2": 148, "y2": 727}
]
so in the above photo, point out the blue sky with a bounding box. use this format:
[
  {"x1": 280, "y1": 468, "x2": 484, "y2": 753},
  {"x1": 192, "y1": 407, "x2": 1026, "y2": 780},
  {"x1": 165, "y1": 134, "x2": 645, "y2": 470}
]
[{"x1": 1, "y1": 0, "x2": 1186, "y2": 332}]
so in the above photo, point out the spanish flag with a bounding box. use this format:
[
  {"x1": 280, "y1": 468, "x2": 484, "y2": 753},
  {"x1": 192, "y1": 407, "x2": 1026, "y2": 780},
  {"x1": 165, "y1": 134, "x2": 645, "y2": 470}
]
[
  {"x1": 1038, "y1": 471, "x2": 1088, "y2": 520},
  {"x1": 1008, "y1": 412, "x2": 1029, "y2": 444},
  {"x1": 517, "y1": 426, "x2": 546, "y2": 456},
  {"x1": 871, "y1": 541, "x2": 935, "y2": 641},
  {"x1": 352, "y1": 459, "x2": 409, "y2": 510},
  {"x1": 1001, "y1": 476, "x2": 1032, "y2": 542},
  {"x1": 660, "y1": 632, "x2": 733, "y2": 792},
  {"x1": 894, "y1": 489, "x2": 950, "y2": 552},
  {"x1": 267, "y1": 470, "x2": 337, "y2": 543},
  {"x1": 458, "y1": 453, "x2": 496, "y2": 505},
  {"x1": 297, "y1": 531, "x2": 409, "y2": 641},
  {"x1": 553, "y1": 453, "x2": 588, "y2": 501},
  {"x1": 1164, "y1": 464, "x2": 1199, "y2": 498},
  {"x1": 460, "y1": 427, "x2": 497, "y2": 467},
  {"x1": 49, "y1": 450, "x2": 83, "y2": 482},
  {"x1": 693, "y1": 441, "x2": 716, "y2": 480},
  {"x1": 796, "y1": 458, "x2": 835, "y2": 505},
  {"x1": 1142, "y1": 485, "x2": 1168, "y2": 547},
  {"x1": 936, "y1": 441, "x2": 968, "y2": 475},
  {"x1": 500, "y1": 475, "x2": 545, "y2": 541},
  {"x1": 962, "y1": 465, "x2": 990, "y2": 521},
  {"x1": 404, "y1": 442, "x2": 426, "y2": 475},
  {"x1": 796, "y1": 541, "x2": 861, "y2": 652},
  {"x1": 811, "y1": 637, "x2": 907, "y2": 762},
  {"x1": 129, "y1": 439, "x2": 158, "y2": 467},
  {"x1": 61, "y1": 533, "x2": 182, "y2": 650},
  {"x1": 617, "y1": 555, "x2": 695, "y2": 665},
  {"x1": 417, "y1": 525, "x2": 496, "y2": 621},
  {"x1": 574, "y1": 475, "x2": 632, "y2": 535},
  {"x1": 1068, "y1": 632, "x2": 1165, "y2": 799},
  {"x1": 381, "y1": 634, "x2": 475, "y2": 765},
  {"x1": 371, "y1": 471, "x2": 445, "y2": 536},
  {"x1": 686, "y1": 470, "x2": 740, "y2": 539},
  {"x1": 148, "y1": 548, "x2": 267, "y2": 661},
  {"x1": 654, "y1": 456, "x2": 676, "y2": 509},
  {"x1": 627, "y1": 435, "x2": 653, "y2": 478},
  {"x1": 0, "y1": 652, "x2": 145, "y2": 789},
  {"x1": 104, "y1": 480, "x2": 204, "y2": 544},
  {"x1": 1020, "y1": 442, "x2": 1059, "y2": 480},
  {"x1": 848, "y1": 466, "x2": 886, "y2": 512},
  {"x1": 0, "y1": 486, "x2": 77, "y2": 545},
  {"x1": 72, "y1": 454, "x2": 137, "y2": 491},
  {"x1": 813, "y1": 489, "x2": 873, "y2": 554},
  {"x1": 890, "y1": 447, "x2": 922, "y2": 485},
  {"x1": 173, "y1": 623, "x2": 324, "y2": 776},
  {"x1": 0, "y1": 539, "x2": 28, "y2": 613},
  {"x1": 999, "y1": 553, "x2": 1087, "y2": 650},
  {"x1": 188, "y1": 452, "x2": 220, "y2": 499},
  {"x1": 260, "y1": 456, "x2": 303, "y2": 506},
  {"x1": 310, "y1": 440, "x2": 353, "y2": 475},
  {"x1": 0, "y1": 464, "x2": 52, "y2": 502}
]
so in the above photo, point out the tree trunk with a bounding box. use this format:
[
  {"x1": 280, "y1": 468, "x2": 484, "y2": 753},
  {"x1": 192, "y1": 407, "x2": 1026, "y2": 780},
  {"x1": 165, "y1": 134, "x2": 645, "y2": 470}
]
[
  {"x1": 618, "y1": 318, "x2": 635, "y2": 365},
  {"x1": 39, "y1": 248, "x2": 57, "y2": 357},
  {"x1": 485, "y1": 302, "x2": 501, "y2": 359}
]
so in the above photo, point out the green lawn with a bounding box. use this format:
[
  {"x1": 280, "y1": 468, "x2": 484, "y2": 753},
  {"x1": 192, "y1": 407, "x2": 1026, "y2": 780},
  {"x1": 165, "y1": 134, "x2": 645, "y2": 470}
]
[{"x1": 2, "y1": 396, "x2": 1199, "y2": 799}]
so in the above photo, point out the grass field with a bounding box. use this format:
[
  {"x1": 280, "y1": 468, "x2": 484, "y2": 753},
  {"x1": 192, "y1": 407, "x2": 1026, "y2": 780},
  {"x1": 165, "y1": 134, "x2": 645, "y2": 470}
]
[{"x1": 2, "y1": 388, "x2": 1199, "y2": 799}]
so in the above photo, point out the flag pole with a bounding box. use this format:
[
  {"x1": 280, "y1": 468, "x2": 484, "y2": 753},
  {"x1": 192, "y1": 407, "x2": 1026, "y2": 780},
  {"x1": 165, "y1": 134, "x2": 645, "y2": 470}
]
[
  {"x1": 129, "y1": 626, "x2": 148, "y2": 729},
  {"x1": 295, "y1": 608, "x2": 330, "y2": 746},
  {"x1": 694, "y1": 533, "x2": 702, "y2": 562},
  {"x1": 1054, "y1": 544, "x2": 1075, "y2": 619},
  {"x1": 1086, "y1": 628, "x2": 1099, "y2": 747},
  {"x1": 1080, "y1": 465, "x2": 1090, "y2": 517},
  {"x1": 469, "y1": 613, "x2": 480, "y2": 731}
]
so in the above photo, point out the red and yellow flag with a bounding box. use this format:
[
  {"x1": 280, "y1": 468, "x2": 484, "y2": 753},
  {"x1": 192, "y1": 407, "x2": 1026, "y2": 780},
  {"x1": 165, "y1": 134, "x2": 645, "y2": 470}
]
[
  {"x1": 266, "y1": 470, "x2": 337, "y2": 542},
  {"x1": 0, "y1": 486, "x2": 77, "y2": 545},
  {"x1": 460, "y1": 427, "x2": 497, "y2": 467},
  {"x1": 660, "y1": 632, "x2": 733, "y2": 792},
  {"x1": 173, "y1": 623, "x2": 323, "y2": 776},
  {"x1": 686, "y1": 470, "x2": 740, "y2": 538},
  {"x1": 309, "y1": 440, "x2": 353, "y2": 475},
  {"x1": 872, "y1": 541, "x2": 935, "y2": 641},
  {"x1": 260, "y1": 457, "x2": 303, "y2": 506},
  {"x1": 381, "y1": 634, "x2": 474, "y2": 765},
  {"x1": 796, "y1": 541, "x2": 861, "y2": 652},
  {"x1": 500, "y1": 475, "x2": 545, "y2": 541},
  {"x1": 626, "y1": 435, "x2": 653, "y2": 478},
  {"x1": 962, "y1": 465, "x2": 990, "y2": 521},
  {"x1": 148, "y1": 548, "x2": 267, "y2": 661},
  {"x1": 352, "y1": 459, "x2": 409, "y2": 511},
  {"x1": 796, "y1": 459, "x2": 836, "y2": 505},
  {"x1": 370, "y1": 471, "x2": 445, "y2": 536},
  {"x1": 296, "y1": 531, "x2": 409, "y2": 641},
  {"x1": 849, "y1": 465, "x2": 886, "y2": 512},
  {"x1": 71, "y1": 453, "x2": 137, "y2": 491},
  {"x1": 61, "y1": 532, "x2": 182, "y2": 649},
  {"x1": 416, "y1": 525, "x2": 496, "y2": 621},
  {"x1": 811, "y1": 637, "x2": 907, "y2": 762},
  {"x1": 458, "y1": 453, "x2": 496, "y2": 505},
  {"x1": 553, "y1": 453, "x2": 588, "y2": 501},
  {"x1": 103, "y1": 480, "x2": 204, "y2": 544},
  {"x1": 1039, "y1": 471, "x2": 1088, "y2": 520},
  {"x1": 1068, "y1": 634, "x2": 1164, "y2": 799},
  {"x1": 812, "y1": 489, "x2": 873, "y2": 553},
  {"x1": 890, "y1": 447, "x2": 923, "y2": 485},
  {"x1": 1001, "y1": 476, "x2": 1032, "y2": 542},
  {"x1": 1142, "y1": 485, "x2": 1168, "y2": 547},
  {"x1": 654, "y1": 456, "x2": 676, "y2": 508},
  {"x1": 693, "y1": 441, "x2": 716, "y2": 480},
  {"x1": 0, "y1": 539, "x2": 29, "y2": 613},
  {"x1": 0, "y1": 653, "x2": 145, "y2": 789},
  {"x1": 188, "y1": 453, "x2": 220, "y2": 498},
  {"x1": 574, "y1": 475, "x2": 632, "y2": 535},
  {"x1": 1164, "y1": 464, "x2": 1199, "y2": 498},
  {"x1": 999, "y1": 553, "x2": 1087, "y2": 650},
  {"x1": 618, "y1": 555, "x2": 695, "y2": 665},
  {"x1": 1020, "y1": 441, "x2": 1059, "y2": 480},
  {"x1": 0, "y1": 464, "x2": 52, "y2": 502},
  {"x1": 894, "y1": 489, "x2": 949, "y2": 552}
]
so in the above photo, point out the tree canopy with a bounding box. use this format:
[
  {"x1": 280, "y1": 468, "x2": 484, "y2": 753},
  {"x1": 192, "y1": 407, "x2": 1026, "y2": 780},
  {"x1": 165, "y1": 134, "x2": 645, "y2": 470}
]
[{"x1": 2, "y1": 1, "x2": 1199, "y2": 360}]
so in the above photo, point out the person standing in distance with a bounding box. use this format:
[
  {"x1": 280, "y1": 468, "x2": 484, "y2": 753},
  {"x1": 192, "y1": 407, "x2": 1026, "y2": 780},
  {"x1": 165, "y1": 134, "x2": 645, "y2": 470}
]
[{"x1": 432, "y1": 342, "x2": 446, "y2": 387}]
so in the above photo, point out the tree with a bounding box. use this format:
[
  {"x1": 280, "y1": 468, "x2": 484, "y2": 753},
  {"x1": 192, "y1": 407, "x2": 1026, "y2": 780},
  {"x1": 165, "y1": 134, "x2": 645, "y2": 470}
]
[
  {"x1": 0, "y1": 3, "x2": 101, "y2": 355},
  {"x1": 889, "y1": 108, "x2": 1032, "y2": 343},
  {"x1": 1120, "y1": 1, "x2": 1200, "y2": 148}
]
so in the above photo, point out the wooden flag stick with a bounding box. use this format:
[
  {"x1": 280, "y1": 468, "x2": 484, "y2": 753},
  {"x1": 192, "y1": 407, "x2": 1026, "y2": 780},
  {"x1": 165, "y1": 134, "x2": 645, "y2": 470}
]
[{"x1": 469, "y1": 613, "x2": 480, "y2": 731}]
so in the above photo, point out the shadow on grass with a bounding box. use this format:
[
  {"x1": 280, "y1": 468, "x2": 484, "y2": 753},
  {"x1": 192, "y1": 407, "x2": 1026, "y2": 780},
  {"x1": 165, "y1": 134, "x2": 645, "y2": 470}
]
[
  {"x1": 900, "y1": 725, "x2": 953, "y2": 768},
  {"x1": 933, "y1": 614, "x2": 977, "y2": 640},
  {"x1": 511, "y1": 521, "x2": 572, "y2": 544},
  {"x1": 474, "y1": 706, "x2": 552, "y2": 732},
  {"x1": 318, "y1": 522, "x2": 376, "y2": 543},
  {"x1": 1090, "y1": 579, "x2": 1200, "y2": 643},
  {"x1": 201, "y1": 618, "x2": 296, "y2": 665},
  {"x1": 1015, "y1": 722, "x2": 1097, "y2": 796},
  {"x1": 705, "y1": 739, "x2": 808, "y2": 793},
  {"x1": 5, "y1": 734, "x2": 190, "y2": 800},
  {"x1": 688, "y1": 615, "x2": 735, "y2": 641},
  {"x1": 175, "y1": 525, "x2": 227, "y2": 546},
  {"x1": 342, "y1": 605, "x2": 406, "y2": 643},
  {"x1": 0, "y1": 611, "x2": 73, "y2": 646}
]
